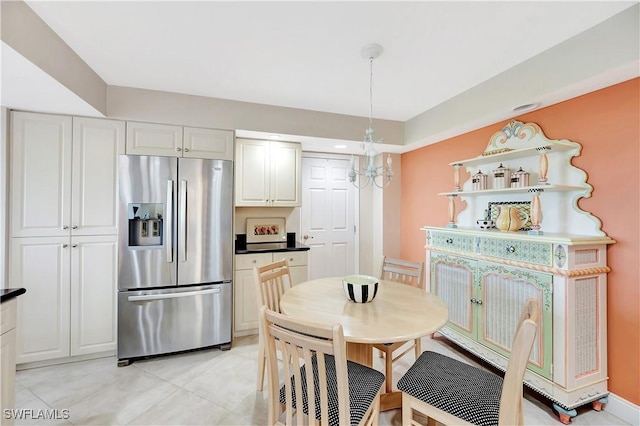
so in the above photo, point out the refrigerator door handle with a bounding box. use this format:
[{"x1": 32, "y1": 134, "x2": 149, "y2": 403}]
[
  {"x1": 179, "y1": 179, "x2": 187, "y2": 262},
  {"x1": 127, "y1": 288, "x2": 221, "y2": 303},
  {"x1": 166, "y1": 180, "x2": 174, "y2": 263}
]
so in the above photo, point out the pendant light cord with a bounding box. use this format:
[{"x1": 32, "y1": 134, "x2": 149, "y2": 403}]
[{"x1": 369, "y1": 57, "x2": 374, "y2": 130}]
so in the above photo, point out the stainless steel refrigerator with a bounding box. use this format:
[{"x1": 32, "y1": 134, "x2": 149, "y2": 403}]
[{"x1": 117, "y1": 155, "x2": 233, "y2": 366}]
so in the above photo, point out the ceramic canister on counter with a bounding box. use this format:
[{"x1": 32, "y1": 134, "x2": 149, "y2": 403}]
[
  {"x1": 492, "y1": 163, "x2": 511, "y2": 189},
  {"x1": 472, "y1": 169, "x2": 487, "y2": 191}
]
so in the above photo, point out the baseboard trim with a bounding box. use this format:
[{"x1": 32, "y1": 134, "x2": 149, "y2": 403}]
[
  {"x1": 16, "y1": 351, "x2": 115, "y2": 371},
  {"x1": 608, "y1": 393, "x2": 640, "y2": 425}
]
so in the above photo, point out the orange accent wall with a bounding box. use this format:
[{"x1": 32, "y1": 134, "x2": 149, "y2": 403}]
[{"x1": 401, "y1": 78, "x2": 640, "y2": 405}]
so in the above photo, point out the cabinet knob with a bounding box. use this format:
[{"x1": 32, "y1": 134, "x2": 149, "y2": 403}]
[
  {"x1": 72, "y1": 244, "x2": 78, "y2": 248},
  {"x1": 176, "y1": 147, "x2": 182, "y2": 152},
  {"x1": 505, "y1": 245, "x2": 516, "y2": 253},
  {"x1": 184, "y1": 148, "x2": 189, "y2": 152},
  {"x1": 72, "y1": 225, "x2": 78, "y2": 229},
  {"x1": 62, "y1": 225, "x2": 69, "y2": 230},
  {"x1": 289, "y1": 257, "x2": 294, "y2": 262},
  {"x1": 252, "y1": 259, "x2": 257, "y2": 263},
  {"x1": 62, "y1": 244, "x2": 68, "y2": 248},
  {"x1": 446, "y1": 238, "x2": 453, "y2": 244}
]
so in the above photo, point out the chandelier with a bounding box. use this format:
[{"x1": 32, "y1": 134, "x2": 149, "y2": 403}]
[{"x1": 348, "y1": 43, "x2": 393, "y2": 189}]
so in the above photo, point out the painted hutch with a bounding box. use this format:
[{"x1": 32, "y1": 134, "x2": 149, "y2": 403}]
[{"x1": 421, "y1": 120, "x2": 614, "y2": 424}]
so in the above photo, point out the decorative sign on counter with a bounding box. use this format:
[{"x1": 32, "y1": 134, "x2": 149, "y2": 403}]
[{"x1": 246, "y1": 217, "x2": 286, "y2": 243}]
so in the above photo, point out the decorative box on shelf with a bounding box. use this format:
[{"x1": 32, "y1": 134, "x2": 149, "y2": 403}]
[{"x1": 423, "y1": 120, "x2": 615, "y2": 425}]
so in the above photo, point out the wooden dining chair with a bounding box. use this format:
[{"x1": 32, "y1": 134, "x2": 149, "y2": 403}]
[
  {"x1": 259, "y1": 305, "x2": 385, "y2": 426},
  {"x1": 372, "y1": 256, "x2": 425, "y2": 393},
  {"x1": 397, "y1": 298, "x2": 539, "y2": 426},
  {"x1": 254, "y1": 259, "x2": 293, "y2": 391}
]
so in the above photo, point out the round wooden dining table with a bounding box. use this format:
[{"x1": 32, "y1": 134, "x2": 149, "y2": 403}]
[{"x1": 279, "y1": 277, "x2": 449, "y2": 411}]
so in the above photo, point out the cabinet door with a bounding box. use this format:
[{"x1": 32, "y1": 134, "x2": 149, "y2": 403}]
[
  {"x1": 289, "y1": 265, "x2": 308, "y2": 286},
  {"x1": 430, "y1": 252, "x2": 477, "y2": 341},
  {"x1": 235, "y1": 139, "x2": 270, "y2": 206},
  {"x1": 11, "y1": 112, "x2": 72, "y2": 238},
  {"x1": 72, "y1": 117, "x2": 124, "y2": 236},
  {"x1": 70, "y1": 236, "x2": 117, "y2": 356},
  {"x1": 477, "y1": 261, "x2": 553, "y2": 379},
  {"x1": 270, "y1": 141, "x2": 302, "y2": 207},
  {"x1": 183, "y1": 127, "x2": 234, "y2": 160},
  {"x1": 234, "y1": 268, "x2": 260, "y2": 331},
  {"x1": 126, "y1": 121, "x2": 183, "y2": 156},
  {"x1": 1, "y1": 298, "x2": 17, "y2": 423},
  {"x1": 11, "y1": 237, "x2": 71, "y2": 363}
]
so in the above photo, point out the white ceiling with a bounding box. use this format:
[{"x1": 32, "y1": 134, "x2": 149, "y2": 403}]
[{"x1": 2, "y1": 1, "x2": 639, "y2": 151}]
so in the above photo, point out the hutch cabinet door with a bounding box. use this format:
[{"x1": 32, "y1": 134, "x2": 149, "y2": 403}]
[
  {"x1": 430, "y1": 252, "x2": 477, "y2": 341},
  {"x1": 477, "y1": 261, "x2": 553, "y2": 379}
]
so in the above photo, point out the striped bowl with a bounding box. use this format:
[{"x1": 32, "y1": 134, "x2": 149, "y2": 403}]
[{"x1": 342, "y1": 275, "x2": 379, "y2": 303}]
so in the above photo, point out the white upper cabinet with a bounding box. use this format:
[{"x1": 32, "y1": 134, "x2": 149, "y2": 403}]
[
  {"x1": 72, "y1": 117, "x2": 125, "y2": 236},
  {"x1": 125, "y1": 121, "x2": 182, "y2": 156},
  {"x1": 126, "y1": 121, "x2": 234, "y2": 160},
  {"x1": 11, "y1": 112, "x2": 124, "y2": 238},
  {"x1": 183, "y1": 126, "x2": 234, "y2": 160},
  {"x1": 235, "y1": 139, "x2": 302, "y2": 207}
]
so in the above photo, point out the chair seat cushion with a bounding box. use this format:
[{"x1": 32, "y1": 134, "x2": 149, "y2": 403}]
[
  {"x1": 397, "y1": 351, "x2": 503, "y2": 426},
  {"x1": 279, "y1": 354, "x2": 384, "y2": 426}
]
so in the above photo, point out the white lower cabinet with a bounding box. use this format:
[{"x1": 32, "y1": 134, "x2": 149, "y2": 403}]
[
  {"x1": 10, "y1": 236, "x2": 117, "y2": 364},
  {"x1": 1, "y1": 299, "x2": 18, "y2": 425},
  {"x1": 234, "y1": 251, "x2": 308, "y2": 335}
]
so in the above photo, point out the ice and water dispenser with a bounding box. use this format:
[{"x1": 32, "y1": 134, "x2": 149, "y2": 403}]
[{"x1": 128, "y1": 203, "x2": 163, "y2": 246}]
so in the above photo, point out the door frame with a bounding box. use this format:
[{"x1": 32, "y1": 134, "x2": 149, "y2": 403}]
[{"x1": 300, "y1": 152, "x2": 360, "y2": 276}]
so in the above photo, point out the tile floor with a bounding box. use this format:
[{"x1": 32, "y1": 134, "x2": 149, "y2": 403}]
[{"x1": 13, "y1": 335, "x2": 629, "y2": 426}]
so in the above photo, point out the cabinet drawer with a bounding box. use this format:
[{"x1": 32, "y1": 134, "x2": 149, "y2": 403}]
[
  {"x1": 1, "y1": 298, "x2": 17, "y2": 335},
  {"x1": 478, "y1": 238, "x2": 552, "y2": 266},
  {"x1": 428, "y1": 231, "x2": 475, "y2": 253},
  {"x1": 235, "y1": 253, "x2": 274, "y2": 270},
  {"x1": 273, "y1": 251, "x2": 307, "y2": 267}
]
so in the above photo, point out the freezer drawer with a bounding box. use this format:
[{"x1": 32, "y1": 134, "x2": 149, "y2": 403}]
[{"x1": 117, "y1": 283, "x2": 231, "y2": 361}]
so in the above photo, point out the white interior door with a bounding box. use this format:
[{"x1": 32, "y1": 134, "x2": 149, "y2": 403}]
[{"x1": 301, "y1": 155, "x2": 357, "y2": 279}]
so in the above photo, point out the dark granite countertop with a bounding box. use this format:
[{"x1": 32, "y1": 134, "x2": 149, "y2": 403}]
[
  {"x1": 235, "y1": 241, "x2": 310, "y2": 254},
  {"x1": 1, "y1": 288, "x2": 26, "y2": 303}
]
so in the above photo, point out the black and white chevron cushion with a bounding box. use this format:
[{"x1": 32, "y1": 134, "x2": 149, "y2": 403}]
[
  {"x1": 397, "y1": 351, "x2": 503, "y2": 426},
  {"x1": 279, "y1": 354, "x2": 385, "y2": 426}
]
